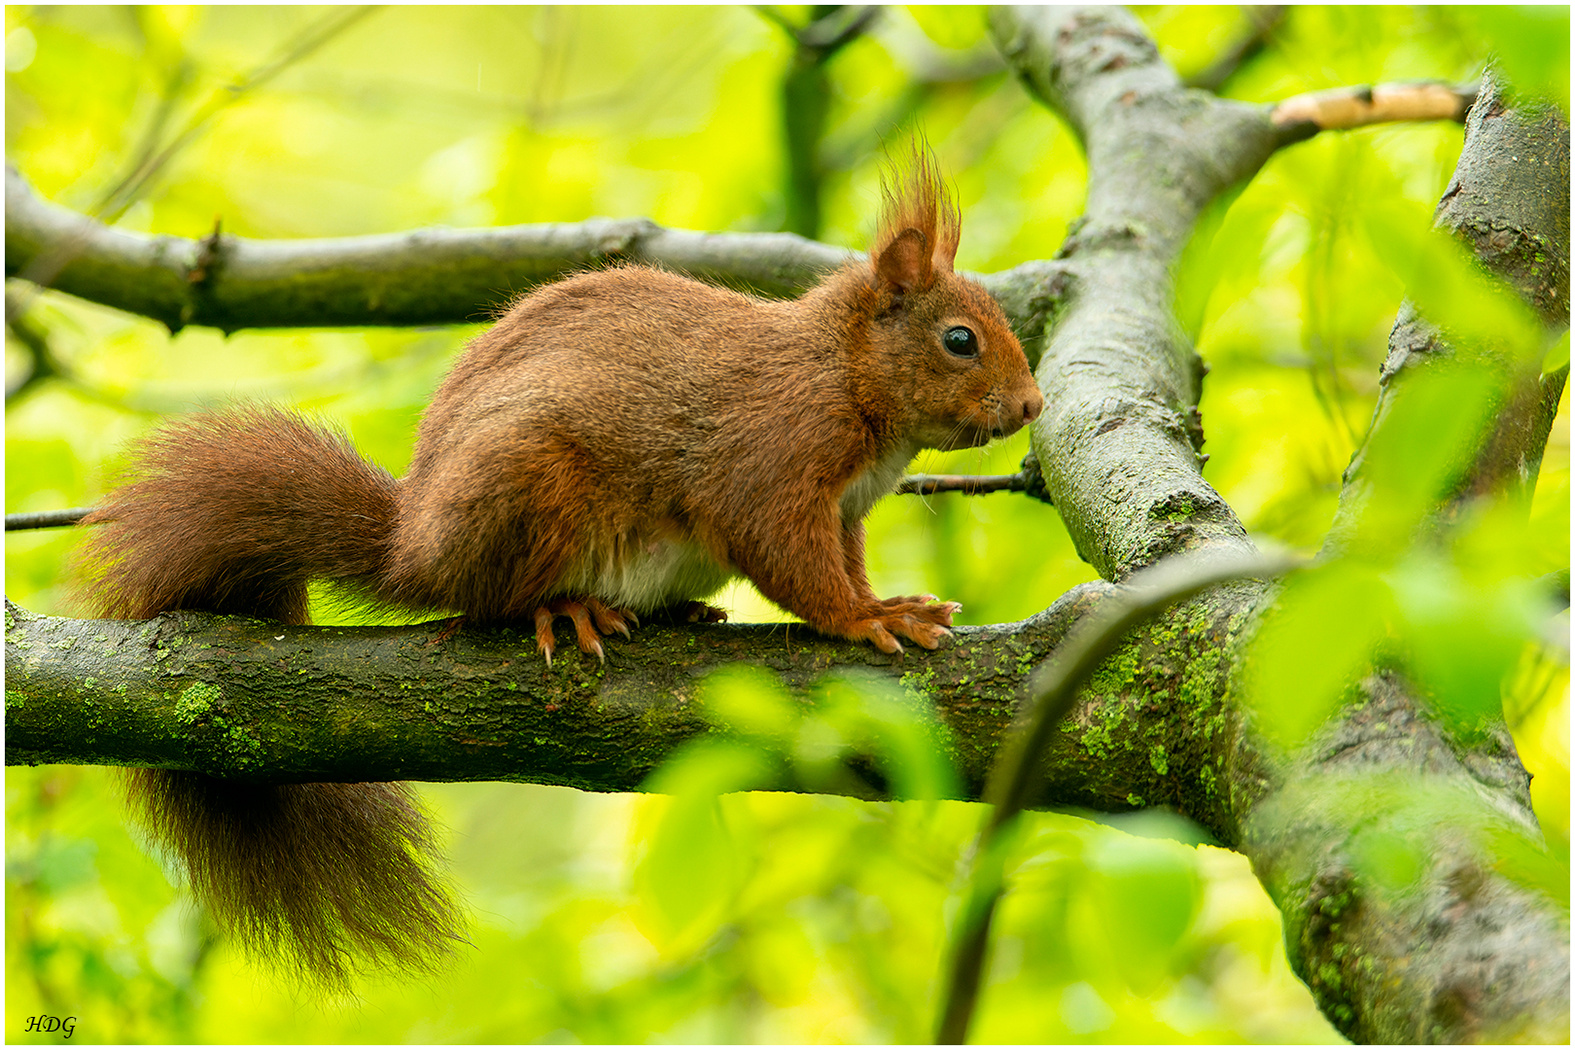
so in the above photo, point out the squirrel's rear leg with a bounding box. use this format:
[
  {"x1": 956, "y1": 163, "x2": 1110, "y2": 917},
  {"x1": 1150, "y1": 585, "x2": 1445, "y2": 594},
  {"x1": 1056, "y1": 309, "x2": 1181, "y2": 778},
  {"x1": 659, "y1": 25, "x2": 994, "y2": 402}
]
[{"x1": 533, "y1": 597, "x2": 636, "y2": 664}]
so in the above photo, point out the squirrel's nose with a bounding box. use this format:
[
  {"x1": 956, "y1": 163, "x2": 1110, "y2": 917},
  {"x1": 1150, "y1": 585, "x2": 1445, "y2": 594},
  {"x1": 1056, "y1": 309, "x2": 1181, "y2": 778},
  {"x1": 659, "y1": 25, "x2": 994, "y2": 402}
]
[{"x1": 1020, "y1": 388, "x2": 1044, "y2": 425}]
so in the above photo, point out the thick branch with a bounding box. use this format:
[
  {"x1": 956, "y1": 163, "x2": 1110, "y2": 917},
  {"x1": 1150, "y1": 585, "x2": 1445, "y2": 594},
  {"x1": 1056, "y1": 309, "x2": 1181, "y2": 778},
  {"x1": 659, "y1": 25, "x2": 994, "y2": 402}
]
[
  {"x1": 987, "y1": 11, "x2": 1568, "y2": 1041},
  {"x1": 1245, "y1": 669, "x2": 1568, "y2": 1043},
  {"x1": 1248, "y1": 70, "x2": 1572, "y2": 1043},
  {"x1": 1329, "y1": 71, "x2": 1571, "y2": 551},
  {"x1": 5, "y1": 589, "x2": 1260, "y2": 828},
  {"x1": 3, "y1": 166, "x2": 1072, "y2": 351},
  {"x1": 3, "y1": 166, "x2": 850, "y2": 332},
  {"x1": 989, "y1": 6, "x2": 1270, "y2": 579}
]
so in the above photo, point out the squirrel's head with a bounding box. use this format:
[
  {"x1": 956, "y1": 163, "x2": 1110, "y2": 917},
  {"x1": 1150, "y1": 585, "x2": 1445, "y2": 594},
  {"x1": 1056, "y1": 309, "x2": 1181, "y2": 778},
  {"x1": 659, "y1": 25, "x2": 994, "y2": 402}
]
[{"x1": 861, "y1": 144, "x2": 1043, "y2": 452}]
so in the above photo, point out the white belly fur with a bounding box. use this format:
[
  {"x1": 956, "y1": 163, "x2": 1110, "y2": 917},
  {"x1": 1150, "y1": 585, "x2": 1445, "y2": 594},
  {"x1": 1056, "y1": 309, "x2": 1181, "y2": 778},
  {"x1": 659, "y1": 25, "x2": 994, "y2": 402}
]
[
  {"x1": 839, "y1": 443, "x2": 916, "y2": 524},
  {"x1": 560, "y1": 444, "x2": 913, "y2": 612},
  {"x1": 562, "y1": 538, "x2": 735, "y2": 613}
]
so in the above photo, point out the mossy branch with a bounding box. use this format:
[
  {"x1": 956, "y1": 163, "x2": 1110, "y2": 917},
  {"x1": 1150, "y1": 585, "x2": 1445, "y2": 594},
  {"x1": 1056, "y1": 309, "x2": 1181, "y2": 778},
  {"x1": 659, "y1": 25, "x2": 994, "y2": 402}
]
[{"x1": 7, "y1": 587, "x2": 1252, "y2": 816}]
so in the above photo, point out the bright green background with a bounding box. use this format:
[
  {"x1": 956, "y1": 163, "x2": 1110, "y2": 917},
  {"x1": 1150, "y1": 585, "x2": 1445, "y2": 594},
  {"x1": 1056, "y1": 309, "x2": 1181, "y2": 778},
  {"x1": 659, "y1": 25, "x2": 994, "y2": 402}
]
[{"x1": 5, "y1": 6, "x2": 1568, "y2": 1043}]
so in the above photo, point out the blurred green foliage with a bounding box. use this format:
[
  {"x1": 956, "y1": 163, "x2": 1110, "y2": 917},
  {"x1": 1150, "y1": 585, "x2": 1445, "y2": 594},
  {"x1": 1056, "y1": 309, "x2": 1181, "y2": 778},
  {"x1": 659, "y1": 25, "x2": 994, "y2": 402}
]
[{"x1": 5, "y1": 5, "x2": 1567, "y2": 1043}]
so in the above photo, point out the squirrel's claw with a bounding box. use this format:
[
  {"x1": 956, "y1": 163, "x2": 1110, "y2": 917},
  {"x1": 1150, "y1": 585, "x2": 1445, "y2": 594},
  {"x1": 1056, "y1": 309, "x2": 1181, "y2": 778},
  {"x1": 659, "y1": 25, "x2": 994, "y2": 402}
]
[
  {"x1": 846, "y1": 596, "x2": 959, "y2": 652},
  {"x1": 534, "y1": 597, "x2": 640, "y2": 663},
  {"x1": 534, "y1": 607, "x2": 558, "y2": 666},
  {"x1": 585, "y1": 597, "x2": 633, "y2": 640},
  {"x1": 681, "y1": 601, "x2": 728, "y2": 624}
]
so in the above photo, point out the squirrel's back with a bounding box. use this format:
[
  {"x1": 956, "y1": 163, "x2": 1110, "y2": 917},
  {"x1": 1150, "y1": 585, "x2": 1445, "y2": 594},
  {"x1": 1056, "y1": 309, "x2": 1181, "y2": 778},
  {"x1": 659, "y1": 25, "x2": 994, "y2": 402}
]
[{"x1": 385, "y1": 264, "x2": 873, "y2": 621}]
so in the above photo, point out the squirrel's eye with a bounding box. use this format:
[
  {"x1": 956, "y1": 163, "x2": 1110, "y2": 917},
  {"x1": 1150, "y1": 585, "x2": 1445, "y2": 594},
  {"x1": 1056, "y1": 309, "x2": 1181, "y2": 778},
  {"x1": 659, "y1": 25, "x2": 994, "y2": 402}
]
[{"x1": 943, "y1": 326, "x2": 979, "y2": 358}]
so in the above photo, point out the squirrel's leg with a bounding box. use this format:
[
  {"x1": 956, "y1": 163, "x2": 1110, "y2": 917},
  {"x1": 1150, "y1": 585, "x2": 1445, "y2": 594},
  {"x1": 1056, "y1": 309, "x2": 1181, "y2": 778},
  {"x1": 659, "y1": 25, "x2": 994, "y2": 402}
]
[
  {"x1": 677, "y1": 600, "x2": 728, "y2": 623},
  {"x1": 728, "y1": 508, "x2": 954, "y2": 653},
  {"x1": 840, "y1": 522, "x2": 951, "y2": 611}
]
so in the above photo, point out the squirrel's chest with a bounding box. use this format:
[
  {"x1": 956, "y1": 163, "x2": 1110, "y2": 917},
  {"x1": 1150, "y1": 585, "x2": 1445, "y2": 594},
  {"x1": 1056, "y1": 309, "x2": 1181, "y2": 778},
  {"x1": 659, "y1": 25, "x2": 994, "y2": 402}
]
[{"x1": 838, "y1": 444, "x2": 917, "y2": 524}]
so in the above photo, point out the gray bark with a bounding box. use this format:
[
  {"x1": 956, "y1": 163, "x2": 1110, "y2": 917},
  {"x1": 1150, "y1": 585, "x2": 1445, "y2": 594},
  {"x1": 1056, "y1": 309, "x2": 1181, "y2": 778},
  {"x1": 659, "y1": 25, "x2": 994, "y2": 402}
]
[
  {"x1": 1249, "y1": 68, "x2": 1570, "y2": 1043},
  {"x1": 4, "y1": 165, "x2": 1071, "y2": 354},
  {"x1": 990, "y1": 6, "x2": 1269, "y2": 578}
]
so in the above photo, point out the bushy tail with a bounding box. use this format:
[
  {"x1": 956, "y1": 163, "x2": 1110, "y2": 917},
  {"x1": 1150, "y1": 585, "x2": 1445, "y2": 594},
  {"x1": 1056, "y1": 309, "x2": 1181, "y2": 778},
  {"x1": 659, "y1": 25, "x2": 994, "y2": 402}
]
[
  {"x1": 122, "y1": 770, "x2": 464, "y2": 992},
  {"x1": 78, "y1": 406, "x2": 399, "y2": 622},
  {"x1": 78, "y1": 407, "x2": 464, "y2": 990}
]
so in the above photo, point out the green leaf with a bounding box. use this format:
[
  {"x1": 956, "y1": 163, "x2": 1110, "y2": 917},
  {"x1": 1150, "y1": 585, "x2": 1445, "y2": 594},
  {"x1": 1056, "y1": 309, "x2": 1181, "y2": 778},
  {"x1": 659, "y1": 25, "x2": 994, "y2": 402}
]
[
  {"x1": 1247, "y1": 562, "x2": 1395, "y2": 746},
  {"x1": 698, "y1": 663, "x2": 801, "y2": 744},
  {"x1": 1362, "y1": 208, "x2": 1544, "y2": 368},
  {"x1": 1388, "y1": 550, "x2": 1543, "y2": 730},
  {"x1": 1087, "y1": 835, "x2": 1201, "y2": 994},
  {"x1": 812, "y1": 670, "x2": 959, "y2": 801},
  {"x1": 1347, "y1": 360, "x2": 1503, "y2": 556},
  {"x1": 635, "y1": 739, "x2": 778, "y2": 955}
]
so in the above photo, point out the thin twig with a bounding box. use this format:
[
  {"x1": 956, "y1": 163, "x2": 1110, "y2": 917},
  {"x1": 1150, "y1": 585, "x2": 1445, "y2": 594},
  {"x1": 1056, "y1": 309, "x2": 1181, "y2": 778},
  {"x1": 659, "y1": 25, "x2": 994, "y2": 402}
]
[
  {"x1": 934, "y1": 550, "x2": 1302, "y2": 1045},
  {"x1": 1271, "y1": 80, "x2": 1478, "y2": 133},
  {"x1": 5, "y1": 508, "x2": 95, "y2": 531},
  {"x1": 9, "y1": 6, "x2": 382, "y2": 327},
  {"x1": 895, "y1": 472, "x2": 1028, "y2": 496},
  {"x1": 11, "y1": 469, "x2": 1030, "y2": 531},
  {"x1": 96, "y1": 6, "x2": 382, "y2": 223},
  {"x1": 4, "y1": 290, "x2": 64, "y2": 402}
]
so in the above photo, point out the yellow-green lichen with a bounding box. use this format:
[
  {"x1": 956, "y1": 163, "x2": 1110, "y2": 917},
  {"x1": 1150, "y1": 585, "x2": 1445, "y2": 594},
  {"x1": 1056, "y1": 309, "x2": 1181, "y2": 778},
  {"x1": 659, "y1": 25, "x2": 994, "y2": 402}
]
[
  {"x1": 175, "y1": 681, "x2": 222, "y2": 723},
  {"x1": 1148, "y1": 743, "x2": 1169, "y2": 775},
  {"x1": 1088, "y1": 641, "x2": 1140, "y2": 695}
]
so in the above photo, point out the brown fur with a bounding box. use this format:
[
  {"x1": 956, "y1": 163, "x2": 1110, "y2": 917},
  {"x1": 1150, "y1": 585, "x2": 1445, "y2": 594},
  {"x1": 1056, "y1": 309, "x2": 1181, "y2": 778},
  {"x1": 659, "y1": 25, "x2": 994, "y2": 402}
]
[
  {"x1": 77, "y1": 145, "x2": 1042, "y2": 988},
  {"x1": 121, "y1": 771, "x2": 461, "y2": 992}
]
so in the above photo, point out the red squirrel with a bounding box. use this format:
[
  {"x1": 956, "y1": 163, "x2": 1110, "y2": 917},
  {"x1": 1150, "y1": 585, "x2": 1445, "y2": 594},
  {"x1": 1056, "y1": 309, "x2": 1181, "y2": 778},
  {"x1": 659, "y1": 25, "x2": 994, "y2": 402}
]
[{"x1": 77, "y1": 147, "x2": 1043, "y2": 987}]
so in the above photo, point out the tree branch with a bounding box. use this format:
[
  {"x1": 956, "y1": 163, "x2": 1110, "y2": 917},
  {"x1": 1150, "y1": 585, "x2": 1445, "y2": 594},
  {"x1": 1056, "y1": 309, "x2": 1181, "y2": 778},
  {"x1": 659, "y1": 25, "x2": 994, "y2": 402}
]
[
  {"x1": 1327, "y1": 70, "x2": 1570, "y2": 553},
  {"x1": 1271, "y1": 81, "x2": 1478, "y2": 134},
  {"x1": 4, "y1": 164, "x2": 1074, "y2": 352},
  {"x1": 989, "y1": 6, "x2": 1271, "y2": 579},
  {"x1": 987, "y1": 10, "x2": 1568, "y2": 1041},
  {"x1": 938, "y1": 551, "x2": 1300, "y2": 1044},
  {"x1": 3, "y1": 508, "x2": 92, "y2": 531},
  {"x1": 1249, "y1": 69, "x2": 1571, "y2": 1043},
  {"x1": 892, "y1": 472, "x2": 1030, "y2": 497},
  {"x1": 1183, "y1": 6, "x2": 1287, "y2": 94},
  {"x1": 5, "y1": 588, "x2": 1249, "y2": 818},
  {"x1": 3, "y1": 165, "x2": 853, "y2": 332}
]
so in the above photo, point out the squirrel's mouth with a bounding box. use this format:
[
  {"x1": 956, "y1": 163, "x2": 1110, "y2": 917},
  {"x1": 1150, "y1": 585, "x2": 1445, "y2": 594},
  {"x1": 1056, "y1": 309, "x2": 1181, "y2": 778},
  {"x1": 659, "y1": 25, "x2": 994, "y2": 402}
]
[{"x1": 940, "y1": 425, "x2": 1006, "y2": 451}]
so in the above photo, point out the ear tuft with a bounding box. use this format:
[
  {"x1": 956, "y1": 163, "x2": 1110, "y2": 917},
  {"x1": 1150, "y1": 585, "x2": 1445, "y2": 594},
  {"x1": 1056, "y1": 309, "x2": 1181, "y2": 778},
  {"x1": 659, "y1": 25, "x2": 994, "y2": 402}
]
[{"x1": 869, "y1": 139, "x2": 962, "y2": 289}]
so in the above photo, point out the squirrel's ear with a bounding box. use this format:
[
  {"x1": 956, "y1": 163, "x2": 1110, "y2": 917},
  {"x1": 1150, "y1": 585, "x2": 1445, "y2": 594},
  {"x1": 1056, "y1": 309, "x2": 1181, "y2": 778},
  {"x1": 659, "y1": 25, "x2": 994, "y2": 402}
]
[{"x1": 875, "y1": 227, "x2": 933, "y2": 294}]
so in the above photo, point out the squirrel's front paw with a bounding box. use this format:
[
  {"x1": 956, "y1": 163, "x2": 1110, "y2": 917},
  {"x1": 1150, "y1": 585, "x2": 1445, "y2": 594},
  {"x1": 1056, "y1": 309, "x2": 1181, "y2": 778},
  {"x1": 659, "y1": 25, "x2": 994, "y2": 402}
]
[{"x1": 846, "y1": 599, "x2": 960, "y2": 653}]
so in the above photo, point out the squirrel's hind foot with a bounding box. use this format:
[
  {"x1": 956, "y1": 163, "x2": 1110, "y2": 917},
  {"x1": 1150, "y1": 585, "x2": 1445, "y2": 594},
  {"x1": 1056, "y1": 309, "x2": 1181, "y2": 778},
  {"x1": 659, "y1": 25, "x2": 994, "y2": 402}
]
[{"x1": 533, "y1": 597, "x2": 637, "y2": 665}]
